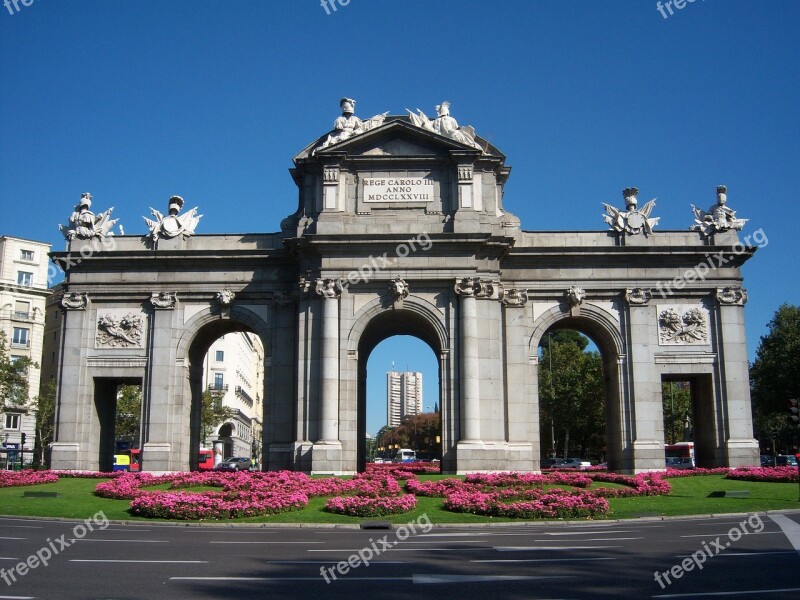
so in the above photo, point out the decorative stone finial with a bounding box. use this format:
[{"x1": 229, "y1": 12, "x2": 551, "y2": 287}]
[
  {"x1": 59, "y1": 193, "x2": 118, "y2": 240},
  {"x1": 144, "y1": 196, "x2": 202, "y2": 242},
  {"x1": 602, "y1": 188, "x2": 660, "y2": 236},
  {"x1": 691, "y1": 185, "x2": 748, "y2": 236}
]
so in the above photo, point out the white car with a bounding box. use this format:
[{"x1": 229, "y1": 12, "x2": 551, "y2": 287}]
[{"x1": 555, "y1": 458, "x2": 592, "y2": 470}]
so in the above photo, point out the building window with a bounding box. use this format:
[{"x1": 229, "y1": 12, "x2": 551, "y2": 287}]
[
  {"x1": 17, "y1": 271, "x2": 33, "y2": 286},
  {"x1": 215, "y1": 350, "x2": 224, "y2": 362},
  {"x1": 14, "y1": 301, "x2": 30, "y2": 319},
  {"x1": 20, "y1": 249, "x2": 34, "y2": 261},
  {"x1": 12, "y1": 328, "x2": 29, "y2": 347},
  {"x1": 213, "y1": 373, "x2": 224, "y2": 390},
  {"x1": 4, "y1": 414, "x2": 21, "y2": 430}
]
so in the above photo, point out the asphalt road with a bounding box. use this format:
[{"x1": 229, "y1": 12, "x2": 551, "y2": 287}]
[{"x1": 1, "y1": 512, "x2": 799, "y2": 599}]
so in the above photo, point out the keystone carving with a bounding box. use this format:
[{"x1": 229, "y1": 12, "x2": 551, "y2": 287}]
[
  {"x1": 716, "y1": 287, "x2": 748, "y2": 306},
  {"x1": 149, "y1": 291, "x2": 177, "y2": 309},
  {"x1": 387, "y1": 277, "x2": 410, "y2": 303},
  {"x1": 59, "y1": 292, "x2": 88, "y2": 310},
  {"x1": 565, "y1": 285, "x2": 586, "y2": 307},
  {"x1": 215, "y1": 289, "x2": 236, "y2": 307}
]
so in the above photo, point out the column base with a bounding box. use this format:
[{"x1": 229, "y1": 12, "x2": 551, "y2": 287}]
[
  {"x1": 725, "y1": 438, "x2": 759, "y2": 467},
  {"x1": 265, "y1": 443, "x2": 294, "y2": 471},
  {"x1": 49, "y1": 442, "x2": 82, "y2": 471},
  {"x1": 141, "y1": 442, "x2": 173, "y2": 472},
  {"x1": 455, "y1": 440, "x2": 535, "y2": 474},
  {"x1": 631, "y1": 440, "x2": 666, "y2": 474},
  {"x1": 310, "y1": 441, "x2": 346, "y2": 475}
]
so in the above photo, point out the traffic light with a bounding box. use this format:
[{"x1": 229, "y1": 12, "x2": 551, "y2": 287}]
[
  {"x1": 789, "y1": 399, "x2": 799, "y2": 427},
  {"x1": 20, "y1": 433, "x2": 26, "y2": 447}
]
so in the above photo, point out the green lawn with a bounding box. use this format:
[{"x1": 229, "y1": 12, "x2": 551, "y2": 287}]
[{"x1": 0, "y1": 475, "x2": 797, "y2": 524}]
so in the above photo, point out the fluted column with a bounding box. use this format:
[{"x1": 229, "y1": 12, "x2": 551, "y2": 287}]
[
  {"x1": 316, "y1": 278, "x2": 342, "y2": 443},
  {"x1": 455, "y1": 277, "x2": 480, "y2": 441}
]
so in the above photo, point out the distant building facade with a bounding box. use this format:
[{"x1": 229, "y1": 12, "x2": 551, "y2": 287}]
[
  {"x1": 0, "y1": 236, "x2": 51, "y2": 459},
  {"x1": 386, "y1": 370, "x2": 422, "y2": 428},
  {"x1": 202, "y1": 332, "x2": 264, "y2": 460}
]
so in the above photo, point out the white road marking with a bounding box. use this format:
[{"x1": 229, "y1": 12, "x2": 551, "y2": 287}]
[
  {"x1": 495, "y1": 545, "x2": 621, "y2": 551},
  {"x1": 412, "y1": 574, "x2": 572, "y2": 584},
  {"x1": 473, "y1": 557, "x2": 616, "y2": 563},
  {"x1": 769, "y1": 514, "x2": 800, "y2": 553},
  {"x1": 67, "y1": 538, "x2": 166, "y2": 543},
  {"x1": 674, "y1": 550, "x2": 797, "y2": 558},
  {"x1": 542, "y1": 530, "x2": 641, "y2": 536},
  {"x1": 0, "y1": 537, "x2": 25, "y2": 540},
  {"x1": 209, "y1": 540, "x2": 324, "y2": 544},
  {"x1": 653, "y1": 587, "x2": 800, "y2": 598},
  {"x1": 0, "y1": 595, "x2": 36, "y2": 599},
  {"x1": 70, "y1": 559, "x2": 208, "y2": 563},
  {"x1": 680, "y1": 532, "x2": 781, "y2": 538}
]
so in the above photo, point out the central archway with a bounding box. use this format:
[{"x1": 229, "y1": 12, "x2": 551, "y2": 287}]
[{"x1": 348, "y1": 298, "x2": 451, "y2": 472}]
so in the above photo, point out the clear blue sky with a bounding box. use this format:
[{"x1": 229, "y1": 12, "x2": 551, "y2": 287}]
[{"x1": 2, "y1": 1, "x2": 797, "y2": 437}]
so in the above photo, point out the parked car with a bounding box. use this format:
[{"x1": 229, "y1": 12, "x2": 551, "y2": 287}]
[
  {"x1": 554, "y1": 458, "x2": 591, "y2": 470},
  {"x1": 540, "y1": 458, "x2": 563, "y2": 469},
  {"x1": 776, "y1": 454, "x2": 798, "y2": 467},
  {"x1": 760, "y1": 454, "x2": 773, "y2": 467},
  {"x1": 213, "y1": 457, "x2": 252, "y2": 472}
]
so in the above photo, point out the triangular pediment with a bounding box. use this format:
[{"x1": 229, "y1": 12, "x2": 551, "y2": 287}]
[{"x1": 295, "y1": 117, "x2": 498, "y2": 162}]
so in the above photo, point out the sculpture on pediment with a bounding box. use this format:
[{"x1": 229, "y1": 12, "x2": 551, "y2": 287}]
[
  {"x1": 144, "y1": 196, "x2": 202, "y2": 242},
  {"x1": 315, "y1": 98, "x2": 388, "y2": 152},
  {"x1": 59, "y1": 193, "x2": 118, "y2": 240},
  {"x1": 691, "y1": 185, "x2": 748, "y2": 236},
  {"x1": 407, "y1": 101, "x2": 483, "y2": 151},
  {"x1": 602, "y1": 188, "x2": 660, "y2": 236},
  {"x1": 97, "y1": 313, "x2": 144, "y2": 348}
]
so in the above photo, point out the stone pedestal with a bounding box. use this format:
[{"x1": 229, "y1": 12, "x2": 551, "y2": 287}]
[
  {"x1": 49, "y1": 442, "x2": 81, "y2": 471},
  {"x1": 141, "y1": 442, "x2": 172, "y2": 472},
  {"x1": 310, "y1": 441, "x2": 344, "y2": 475}
]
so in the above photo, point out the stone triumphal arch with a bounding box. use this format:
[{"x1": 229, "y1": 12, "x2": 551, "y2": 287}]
[{"x1": 48, "y1": 99, "x2": 759, "y2": 474}]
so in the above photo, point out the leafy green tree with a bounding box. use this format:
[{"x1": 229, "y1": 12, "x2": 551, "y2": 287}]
[
  {"x1": 539, "y1": 331, "x2": 605, "y2": 459},
  {"x1": 750, "y1": 304, "x2": 800, "y2": 415},
  {"x1": 0, "y1": 331, "x2": 37, "y2": 407},
  {"x1": 662, "y1": 381, "x2": 692, "y2": 444},
  {"x1": 115, "y1": 384, "x2": 142, "y2": 444},
  {"x1": 201, "y1": 390, "x2": 235, "y2": 442},
  {"x1": 32, "y1": 379, "x2": 57, "y2": 466}
]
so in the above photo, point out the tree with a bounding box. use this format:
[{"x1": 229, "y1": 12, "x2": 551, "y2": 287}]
[
  {"x1": 115, "y1": 384, "x2": 142, "y2": 444},
  {"x1": 201, "y1": 390, "x2": 235, "y2": 442},
  {"x1": 0, "y1": 331, "x2": 37, "y2": 407},
  {"x1": 662, "y1": 381, "x2": 692, "y2": 445},
  {"x1": 750, "y1": 304, "x2": 800, "y2": 415},
  {"x1": 32, "y1": 379, "x2": 56, "y2": 466},
  {"x1": 539, "y1": 331, "x2": 605, "y2": 459}
]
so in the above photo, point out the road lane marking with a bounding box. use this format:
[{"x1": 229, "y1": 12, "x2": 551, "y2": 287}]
[
  {"x1": 0, "y1": 595, "x2": 35, "y2": 599},
  {"x1": 473, "y1": 557, "x2": 616, "y2": 563},
  {"x1": 769, "y1": 514, "x2": 800, "y2": 553},
  {"x1": 0, "y1": 537, "x2": 25, "y2": 540},
  {"x1": 307, "y1": 547, "x2": 486, "y2": 552},
  {"x1": 532, "y1": 537, "x2": 643, "y2": 542},
  {"x1": 413, "y1": 574, "x2": 572, "y2": 584},
  {"x1": 673, "y1": 550, "x2": 797, "y2": 558},
  {"x1": 679, "y1": 532, "x2": 781, "y2": 538},
  {"x1": 542, "y1": 530, "x2": 642, "y2": 535},
  {"x1": 209, "y1": 540, "x2": 324, "y2": 544},
  {"x1": 67, "y1": 538, "x2": 167, "y2": 543},
  {"x1": 70, "y1": 559, "x2": 208, "y2": 563},
  {"x1": 653, "y1": 587, "x2": 800, "y2": 598},
  {"x1": 495, "y1": 545, "x2": 621, "y2": 551}
]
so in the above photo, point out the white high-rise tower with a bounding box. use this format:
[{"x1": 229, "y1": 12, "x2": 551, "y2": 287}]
[{"x1": 386, "y1": 370, "x2": 423, "y2": 428}]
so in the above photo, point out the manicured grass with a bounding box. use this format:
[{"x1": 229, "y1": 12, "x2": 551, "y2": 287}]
[{"x1": 0, "y1": 474, "x2": 797, "y2": 524}]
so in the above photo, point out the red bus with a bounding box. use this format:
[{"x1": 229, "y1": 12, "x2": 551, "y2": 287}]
[{"x1": 198, "y1": 449, "x2": 214, "y2": 471}]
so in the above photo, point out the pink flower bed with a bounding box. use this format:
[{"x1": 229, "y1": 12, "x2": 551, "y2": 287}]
[
  {"x1": 665, "y1": 467, "x2": 731, "y2": 478},
  {"x1": 465, "y1": 471, "x2": 593, "y2": 488},
  {"x1": 366, "y1": 462, "x2": 440, "y2": 475},
  {"x1": 444, "y1": 487, "x2": 610, "y2": 519},
  {"x1": 325, "y1": 494, "x2": 418, "y2": 517},
  {"x1": 0, "y1": 470, "x2": 59, "y2": 488},
  {"x1": 405, "y1": 477, "x2": 466, "y2": 496},
  {"x1": 130, "y1": 489, "x2": 308, "y2": 519},
  {"x1": 726, "y1": 466, "x2": 798, "y2": 483},
  {"x1": 587, "y1": 472, "x2": 672, "y2": 497}
]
